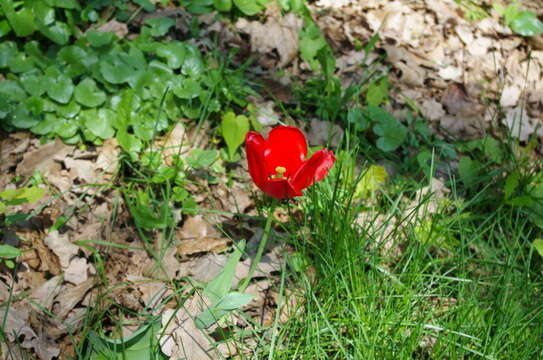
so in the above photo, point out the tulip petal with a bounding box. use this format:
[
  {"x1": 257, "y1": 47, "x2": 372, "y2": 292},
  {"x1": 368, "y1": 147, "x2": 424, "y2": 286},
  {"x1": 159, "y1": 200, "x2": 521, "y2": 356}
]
[
  {"x1": 245, "y1": 131, "x2": 272, "y2": 189},
  {"x1": 290, "y1": 149, "x2": 336, "y2": 192},
  {"x1": 261, "y1": 178, "x2": 302, "y2": 200},
  {"x1": 264, "y1": 126, "x2": 307, "y2": 178}
]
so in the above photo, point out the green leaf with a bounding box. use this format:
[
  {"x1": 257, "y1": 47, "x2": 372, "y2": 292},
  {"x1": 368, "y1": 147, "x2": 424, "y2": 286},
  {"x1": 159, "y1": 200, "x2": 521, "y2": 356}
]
[
  {"x1": 0, "y1": 186, "x2": 45, "y2": 205},
  {"x1": 75, "y1": 78, "x2": 106, "y2": 107},
  {"x1": 84, "y1": 318, "x2": 164, "y2": 360},
  {"x1": 56, "y1": 100, "x2": 81, "y2": 118},
  {"x1": 0, "y1": 2, "x2": 37, "y2": 37},
  {"x1": 214, "y1": 0, "x2": 232, "y2": 12},
  {"x1": 299, "y1": 22, "x2": 327, "y2": 70},
  {"x1": 0, "y1": 80, "x2": 27, "y2": 102},
  {"x1": 0, "y1": 20, "x2": 11, "y2": 38},
  {"x1": 100, "y1": 54, "x2": 137, "y2": 85},
  {"x1": 221, "y1": 111, "x2": 249, "y2": 159},
  {"x1": 504, "y1": 172, "x2": 520, "y2": 200},
  {"x1": 39, "y1": 21, "x2": 71, "y2": 45},
  {"x1": 20, "y1": 72, "x2": 47, "y2": 97},
  {"x1": 55, "y1": 117, "x2": 79, "y2": 138},
  {"x1": 8, "y1": 52, "x2": 35, "y2": 73},
  {"x1": 366, "y1": 78, "x2": 390, "y2": 106},
  {"x1": 354, "y1": 165, "x2": 388, "y2": 199},
  {"x1": 204, "y1": 240, "x2": 246, "y2": 302},
  {"x1": 144, "y1": 17, "x2": 175, "y2": 37},
  {"x1": 31, "y1": 113, "x2": 58, "y2": 135},
  {"x1": 86, "y1": 29, "x2": 116, "y2": 47},
  {"x1": 233, "y1": 0, "x2": 264, "y2": 15},
  {"x1": 458, "y1": 156, "x2": 479, "y2": 187},
  {"x1": 187, "y1": 149, "x2": 218, "y2": 169},
  {"x1": 156, "y1": 42, "x2": 186, "y2": 69},
  {"x1": 11, "y1": 105, "x2": 40, "y2": 128},
  {"x1": 0, "y1": 244, "x2": 21, "y2": 259},
  {"x1": 347, "y1": 107, "x2": 368, "y2": 132},
  {"x1": 533, "y1": 239, "x2": 543, "y2": 258},
  {"x1": 80, "y1": 108, "x2": 115, "y2": 139},
  {"x1": 195, "y1": 291, "x2": 254, "y2": 329},
  {"x1": 47, "y1": 75, "x2": 74, "y2": 104},
  {"x1": 510, "y1": 11, "x2": 543, "y2": 37},
  {"x1": 133, "y1": 0, "x2": 155, "y2": 11},
  {"x1": 181, "y1": 44, "x2": 204, "y2": 77},
  {"x1": 32, "y1": 2, "x2": 55, "y2": 26},
  {"x1": 0, "y1": 42, "x2": 17, "y2": 68},
  {"x1": 52, "y1": 0, "x2": 80, "y2": 9},
  {"x1": 370, "y1": 107, "x2": 406, "y2": 152},
  {"x1": 172, "y1": 77, "x2": 201, "y2": 99}
]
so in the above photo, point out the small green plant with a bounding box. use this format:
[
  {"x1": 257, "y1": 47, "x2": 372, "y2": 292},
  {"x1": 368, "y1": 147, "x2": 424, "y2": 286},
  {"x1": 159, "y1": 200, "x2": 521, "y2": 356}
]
[
  {"x1": 195, "y1": 240, "x2": 255, "y2": 329},
  {"x1": 0, "y1": 186, "x2": 46, "y2": 268},
  {"x1": 180, "y1": 0, "x2": 271, "y2": 16},
  {"x1": 494, "y1": 1, "x2": 543, "y2": 37},
  {"x1": 221, "y1": 110, "x2": 250, "y2": 160}
]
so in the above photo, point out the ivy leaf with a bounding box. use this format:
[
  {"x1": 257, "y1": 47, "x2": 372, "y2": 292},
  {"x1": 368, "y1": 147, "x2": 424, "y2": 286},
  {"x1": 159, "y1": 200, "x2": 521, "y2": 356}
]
[
  {"x1": 100, "y1": 55, "x2": 133, "y2": 84},
  {"x1": 31, "y1": 114, "x2": 58, "y2": 135},
  {"x1": 47, "y1": 75, "x2": 74, "y2": 104},
  {"x1": 221, "y1": 111, "x2": 249, "y2": 159},
  {"x1": 75, "y1": 78, "x2": 106, "y2": 107},
  {"x1": 181, "y1": 44, "x2": 204, "y2": 77}
]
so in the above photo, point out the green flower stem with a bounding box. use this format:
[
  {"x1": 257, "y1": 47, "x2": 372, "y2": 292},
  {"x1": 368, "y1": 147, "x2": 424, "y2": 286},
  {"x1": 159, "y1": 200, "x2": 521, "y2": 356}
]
[{"x1": 239, "y1": 205, "x2": 274, "y2": 292}]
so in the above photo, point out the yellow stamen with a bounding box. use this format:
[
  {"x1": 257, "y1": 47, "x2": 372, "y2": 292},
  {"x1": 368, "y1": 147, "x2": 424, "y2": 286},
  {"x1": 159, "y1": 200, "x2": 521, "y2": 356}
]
[{"x1": 272, "y1": 166, "x2": 287, "y2": 179}]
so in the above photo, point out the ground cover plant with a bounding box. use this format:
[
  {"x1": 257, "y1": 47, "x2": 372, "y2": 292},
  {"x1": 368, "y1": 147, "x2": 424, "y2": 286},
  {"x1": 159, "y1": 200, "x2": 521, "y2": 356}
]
[{"x1": 1, "y1": 0, "x2": 543, "y2": 359}]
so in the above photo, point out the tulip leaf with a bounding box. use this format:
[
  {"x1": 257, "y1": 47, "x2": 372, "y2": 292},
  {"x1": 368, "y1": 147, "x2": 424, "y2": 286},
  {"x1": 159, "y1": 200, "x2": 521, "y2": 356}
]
[
  {"x1": 204, "y1": 240, "x2": 245, "y2": 303},
  {"x1": 195, "y1": 292, "x2": 255, "y2": 329},
  {"x1": 75, "y1": 78, "x2": 106, "y2": 107},
  {"x1": 221, "y1": 111, "x2": 249, "y2": 159}
]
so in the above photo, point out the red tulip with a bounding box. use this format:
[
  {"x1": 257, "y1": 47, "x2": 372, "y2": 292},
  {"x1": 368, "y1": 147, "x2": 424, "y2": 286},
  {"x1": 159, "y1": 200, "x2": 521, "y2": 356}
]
[{"x1": 245, "y1": 125, "x2": 336, "y2": 199}]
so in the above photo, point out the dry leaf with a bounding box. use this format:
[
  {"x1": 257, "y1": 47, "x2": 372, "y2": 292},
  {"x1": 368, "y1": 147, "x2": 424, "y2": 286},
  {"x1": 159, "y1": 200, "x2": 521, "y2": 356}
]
[
  {"x1": 43, "y1": 230, "x2": 79, "y2": 268},
  {"x1": 307, "y1": 119, "x2": 344, "y2": 147},
  {"x1": 160, "y1": 297, "x2": 220, "y2": 360},
  {"x1": 16, "y1": 139, "x2": 70, "y2": 178},
  {"x1": 177, "y1": 215, "x2": 229, "y2": 256},
  {"x1": 236, "y1": 13, "x2": 303, "y2": 68},
  {"x1": 53, "y1": 278, "x2": 95, "y2": 319},
  {"x1": 96, "y1": 19, "x2": 128, "y2": 38},
  {"x1": 64, "y1": 257, "x2": 91, "y2": 285}
]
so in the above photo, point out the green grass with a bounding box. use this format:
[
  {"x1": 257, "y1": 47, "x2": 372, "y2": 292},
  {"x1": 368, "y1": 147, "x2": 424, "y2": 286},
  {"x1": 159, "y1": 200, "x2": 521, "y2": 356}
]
[{"x1": 270, "y1": 157, "x2": 543, "y2": 360}]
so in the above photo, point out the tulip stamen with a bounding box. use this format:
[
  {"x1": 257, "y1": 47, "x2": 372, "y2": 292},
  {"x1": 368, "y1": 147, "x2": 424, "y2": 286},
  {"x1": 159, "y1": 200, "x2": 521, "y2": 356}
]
[{"x1": 271, "y1": 166, "x2": 287, "y2": 179}]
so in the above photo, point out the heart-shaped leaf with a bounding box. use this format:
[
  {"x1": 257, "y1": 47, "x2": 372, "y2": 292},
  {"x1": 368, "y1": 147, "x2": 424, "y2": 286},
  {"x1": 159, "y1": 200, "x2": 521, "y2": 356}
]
[
  {"x1": 47, "y1": 75, "x2": 74, "y2": 104},
  {"x1": 75, "y1": 78, "x2": 106, "y2": 107},
  {"x1": 221, "y1": 111, "x2": 249, "y2": 159}
]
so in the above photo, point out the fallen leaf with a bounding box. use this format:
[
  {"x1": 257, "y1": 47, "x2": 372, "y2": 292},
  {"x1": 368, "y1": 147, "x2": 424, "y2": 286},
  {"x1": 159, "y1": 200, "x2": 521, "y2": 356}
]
[
  {"x1": 177, "y1": 215, "x2": 229, "y2": 256},
  {"x1": 53, "y1": 278, "x2": 95, "y2": 319},
  {"x1": 306, "y1": 119, "x2": 344, "y2": 147},
  {"x1": 96, "y1": 19, "x2": 128, "y2": 38},
  {"x1": 16, "y1": 139, "x2": 71, "y2": 178},
  {"x1": 43, "y1": 230, "x2": 79, "y2": 268},
  {"x1": 160, "y1": 297, "x2": 221, "y2": 360},
  {"x1": 236, "y1": 13, "x2": 303, "y2": 67},
  {"x1": 64, "y1": 257, "x2": 91, "y2": 285}
]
